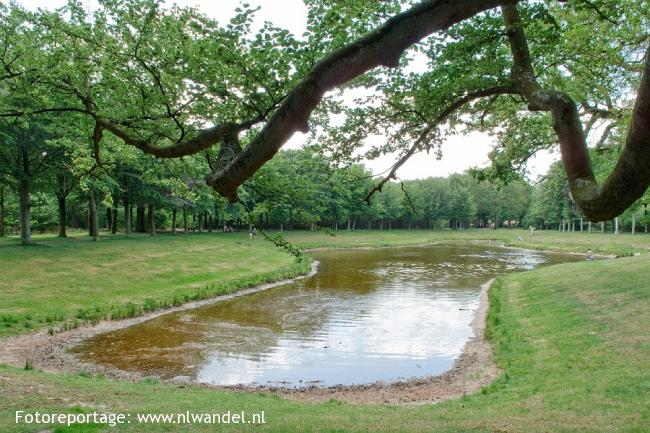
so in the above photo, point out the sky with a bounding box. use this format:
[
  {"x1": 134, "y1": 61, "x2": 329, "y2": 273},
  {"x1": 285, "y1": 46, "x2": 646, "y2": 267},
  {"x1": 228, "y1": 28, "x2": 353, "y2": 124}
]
[{"x1": 20, "y1": 0, "x2": 558, "y2": 181}]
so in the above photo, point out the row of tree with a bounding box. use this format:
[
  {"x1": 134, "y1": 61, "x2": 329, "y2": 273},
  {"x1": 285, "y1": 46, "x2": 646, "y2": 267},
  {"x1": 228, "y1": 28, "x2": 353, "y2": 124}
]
[{"x1": 4, "y1": 125, "x2": 647, "y2": 243}]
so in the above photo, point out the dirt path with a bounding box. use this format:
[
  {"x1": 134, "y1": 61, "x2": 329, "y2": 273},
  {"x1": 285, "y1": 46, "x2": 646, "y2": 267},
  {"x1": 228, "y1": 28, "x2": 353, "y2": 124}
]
[{"x1": 0, "y1": 263, "x2": 499, "y2": 405}]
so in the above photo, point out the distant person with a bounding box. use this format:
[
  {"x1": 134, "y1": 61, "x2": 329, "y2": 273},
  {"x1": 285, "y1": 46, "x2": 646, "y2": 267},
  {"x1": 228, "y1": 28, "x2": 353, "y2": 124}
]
[
  {"x1": 586, "y1": 249, "x2": 594, "y2": 261},
  {"x1": 250, "y1": 226, "x2": 257, "y2": 238}
]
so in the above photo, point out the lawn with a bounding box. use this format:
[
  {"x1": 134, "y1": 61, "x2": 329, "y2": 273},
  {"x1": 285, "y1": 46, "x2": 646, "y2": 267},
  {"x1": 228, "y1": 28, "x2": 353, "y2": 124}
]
[
  {"x1": 282, "y1": 227, "x2": 650, "y2": 256},
  {"x1": 1, "y1": 229, "x2": 649, "y2": 432},
  {"x1": 0, "y1": 231, "x2": 306, "y2": 336}
]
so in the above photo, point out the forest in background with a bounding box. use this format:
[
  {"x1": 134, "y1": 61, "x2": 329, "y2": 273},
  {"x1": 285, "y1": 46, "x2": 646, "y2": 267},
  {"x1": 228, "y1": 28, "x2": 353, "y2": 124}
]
[{"x1": 2, "y1": 136, "x2": 648, "y2": 240}]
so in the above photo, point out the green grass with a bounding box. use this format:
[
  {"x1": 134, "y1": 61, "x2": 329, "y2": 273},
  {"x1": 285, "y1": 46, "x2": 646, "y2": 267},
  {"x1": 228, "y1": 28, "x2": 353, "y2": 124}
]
[
  {"x1": 1, "y1": 229, "x2": 649, "y2": 432},
  {"x1": 281, "y1": 228, "x2": 650, "y2": 256},
  {"x1": 0, "y1": 232, "x2": 307, "y2": 336}
]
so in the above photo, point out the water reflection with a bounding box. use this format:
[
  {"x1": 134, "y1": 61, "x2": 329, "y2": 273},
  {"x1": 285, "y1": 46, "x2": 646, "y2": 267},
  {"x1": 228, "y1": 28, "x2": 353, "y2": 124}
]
[{"x1": 73, "y1": 244, "x2": 574, "y2": 387}]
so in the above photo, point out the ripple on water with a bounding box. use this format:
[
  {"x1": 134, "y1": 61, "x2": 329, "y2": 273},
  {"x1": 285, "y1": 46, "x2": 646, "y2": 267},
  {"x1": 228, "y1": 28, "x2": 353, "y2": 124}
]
[{"x1": 72, "y1": 244, "x2": 575, "y2": 387}]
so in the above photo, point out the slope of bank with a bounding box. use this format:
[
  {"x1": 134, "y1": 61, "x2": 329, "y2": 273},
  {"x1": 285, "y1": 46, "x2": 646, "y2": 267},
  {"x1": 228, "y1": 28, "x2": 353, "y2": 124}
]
[{"x1": 0, "y1": 233, "x2": 307, "y2": 337}]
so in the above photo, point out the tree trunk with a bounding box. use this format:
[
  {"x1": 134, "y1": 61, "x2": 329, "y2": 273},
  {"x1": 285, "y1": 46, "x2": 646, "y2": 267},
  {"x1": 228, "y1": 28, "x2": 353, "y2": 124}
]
[
  {"x1": 207, "y1": 213, "x2": 212, "y2": 232},
  {"x1": 88, "y1": 190, "x2": 99, "y2": 241},
  {"x1": 632, "y1": 212, "x2": 636, "y2": 235},
  {"x1": 580, "y1": 218, "x2": 583, "y2": 232},
  {"x1": 347, "y1": 218, "x2": 351, "y2": 230},
  {"x1": 70, "y1": 207, "x2": 78, "y2": 229},
  {"x1": 198, "y1": 213, "x2": 203, "y2": 232},
  {"x1": 183, "y1": 208, "x2": 188, "y2": 233},
  {"x1": 124, "y1": 197, "x2": 132, "y2": 237},
  {"x1": 19, "y1": 177, "x2": 31, "y2": 244},
  {"x1": 614, "y1": 217, "x2": 619, "y2": 235},
  {"x1": 172, "y1": 208, "x2": 177, "y2": 234},
  {"x1": 0, "y1": 186, "x2": 4, "y2": 237},
  {"x1": 136, "y1": 206, "x2": 146, "y2": 233},
  {"x1": 601, "y1": 221, "x2": 605, "y2": 233},
  {"x1": 111, "y1": 207, "x2": 118, "y2": 235},
  {"x1": 148, "y1": 204, "x2": 155, "y2": 236},
  {"x1": 57, "y1": 194, "x2": 67, "y2": 238},
  {"x1": 588, "y1": 221, "x2": 592, "y2": 233},
  {"x1": 105, "y1": 207, "x2": 112, "y2": 231}
]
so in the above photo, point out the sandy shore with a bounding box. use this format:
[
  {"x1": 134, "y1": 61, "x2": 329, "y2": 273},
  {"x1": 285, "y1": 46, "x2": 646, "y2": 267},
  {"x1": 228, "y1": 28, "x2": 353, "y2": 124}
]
[{"x1": 0, "y1": 260, "x2": 500, "y2": 405}]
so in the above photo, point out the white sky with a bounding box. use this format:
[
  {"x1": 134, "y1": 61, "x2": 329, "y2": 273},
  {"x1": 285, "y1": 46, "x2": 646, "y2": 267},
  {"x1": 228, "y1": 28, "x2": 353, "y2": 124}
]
[{"x1": 21, "y1": 0, "x2": 558, "y2": 181}]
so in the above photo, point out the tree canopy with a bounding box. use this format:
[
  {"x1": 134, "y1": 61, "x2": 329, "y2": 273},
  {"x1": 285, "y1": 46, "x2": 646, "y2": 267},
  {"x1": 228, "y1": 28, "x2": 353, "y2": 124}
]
[{"x1": 1, "y1": 0, "x2": 648, "y2": 223}]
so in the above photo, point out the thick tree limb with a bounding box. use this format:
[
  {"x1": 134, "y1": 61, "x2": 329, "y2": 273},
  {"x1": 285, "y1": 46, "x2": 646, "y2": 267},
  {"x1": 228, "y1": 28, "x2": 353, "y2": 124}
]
[
  {"x1": 206, "y1": 0, "x2": 505, "y2": 199},
  {"x1": 364, "y1": 85, "x2": 516, "y2": 203},
  {"x1": 502, "y1": 2, "x2": 650, "y2": 221},
  {"x1": 93, "y1": 116, "x2": 257, "y2": 158}
]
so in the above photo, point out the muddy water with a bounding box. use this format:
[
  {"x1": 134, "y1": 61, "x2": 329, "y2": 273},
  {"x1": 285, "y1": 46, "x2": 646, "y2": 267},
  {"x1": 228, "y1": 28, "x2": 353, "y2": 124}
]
[{"x1": 72, "y1": 244, "x2": 574, "y2": 387}]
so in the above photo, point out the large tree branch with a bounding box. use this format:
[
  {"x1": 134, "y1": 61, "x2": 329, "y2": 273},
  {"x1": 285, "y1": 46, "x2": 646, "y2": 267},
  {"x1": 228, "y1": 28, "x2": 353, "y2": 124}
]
[
  {"x1": 365, "y1": 85, "x2": 516, "y2": 203},
  {"x1": 502, "y1": 2, "x2": 650, "y2": 221},
  {"x1": 93, "y1": 115, "x2": 259, "y2": 158},
  {"x1": 206, "y1": 0, "x2": 505, "y2": 200}
]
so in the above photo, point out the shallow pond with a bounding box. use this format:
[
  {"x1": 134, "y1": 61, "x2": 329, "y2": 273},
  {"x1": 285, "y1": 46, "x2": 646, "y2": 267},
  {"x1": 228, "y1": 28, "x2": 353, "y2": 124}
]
[{"x1": 72, "y1": 243, "x2": 575, "y2": 387}]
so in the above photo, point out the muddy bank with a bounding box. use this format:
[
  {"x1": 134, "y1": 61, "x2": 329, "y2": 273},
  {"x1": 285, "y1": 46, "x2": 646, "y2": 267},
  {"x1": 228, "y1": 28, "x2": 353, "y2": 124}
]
[{"x1": 0, "y1": 263, "x2": 499, "y2": 405}]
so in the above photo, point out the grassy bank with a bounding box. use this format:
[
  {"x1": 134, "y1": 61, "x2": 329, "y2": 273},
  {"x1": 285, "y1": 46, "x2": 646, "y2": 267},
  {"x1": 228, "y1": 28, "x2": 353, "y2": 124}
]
[
  {"x1": 1, "y1": 230, "x2": 649, "y2": 432},
  {"x1": 282, "y1": 228, "x2": 650, "y2": 256},
  {"x1": 0, "y1": 232, "x2": 307, "y2": 337}
]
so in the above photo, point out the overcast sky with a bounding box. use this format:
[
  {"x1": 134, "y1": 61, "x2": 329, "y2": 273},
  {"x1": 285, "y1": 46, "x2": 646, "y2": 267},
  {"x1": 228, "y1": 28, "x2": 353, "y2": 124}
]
[{"x1": 20, "y1": 0, "x2": 557, "y2": 181}]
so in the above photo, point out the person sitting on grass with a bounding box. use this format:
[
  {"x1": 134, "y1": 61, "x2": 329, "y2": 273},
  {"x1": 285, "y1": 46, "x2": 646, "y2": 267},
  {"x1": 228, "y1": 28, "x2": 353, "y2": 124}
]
[{"x1": 586, "y1": 249, "x2": 595, "y2": 261}]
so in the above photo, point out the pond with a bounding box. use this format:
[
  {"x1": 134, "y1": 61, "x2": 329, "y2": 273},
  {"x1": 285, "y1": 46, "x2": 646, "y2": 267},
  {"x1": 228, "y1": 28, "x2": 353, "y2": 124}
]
[{"x1": 72, "y1": 243, "x2": 575, "y2": 387}]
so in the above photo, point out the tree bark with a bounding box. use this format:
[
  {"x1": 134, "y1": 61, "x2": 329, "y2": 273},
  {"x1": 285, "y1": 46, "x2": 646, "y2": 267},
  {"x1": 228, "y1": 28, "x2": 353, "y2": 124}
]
[
  {"x1": 136, "y1": 205, "x2": 146, "y2": 233},
  {"x1": 111, "y1": 207, "x2": 118, "y2": 235},
  {"x1": 124, "y1": 196, "x2": 132, "y2": 237},
  {"x1": 106, "y1": 207, "x2": 112, "y2": 231},
  {"x1": 148, "y1": 204, "x2": 155, "y2": 236},
  {"x1": 183, "y1": 208, "x2": 188, "y2": 233},
  {"x1": 88, "y1": 190, "x2": 99, "y2": 241},
  {"x1": 614, "y1": 217, "x2": 620, "y2": 235},
  {"x1": 172, "y1": 208, "x2": 177, "y2": 234},
  {"x1": 632, "y1": 212, "x2": 636, "y2": 235},
  {"x1": 19, "y1": 176, "x2": 31, "y2": 244},
  {"x1": 57, "y1": 194, "x2": 67, "y2": 238},
  {"x1": 502, "y1": 3, "x2": 650, "y2": 221}
]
